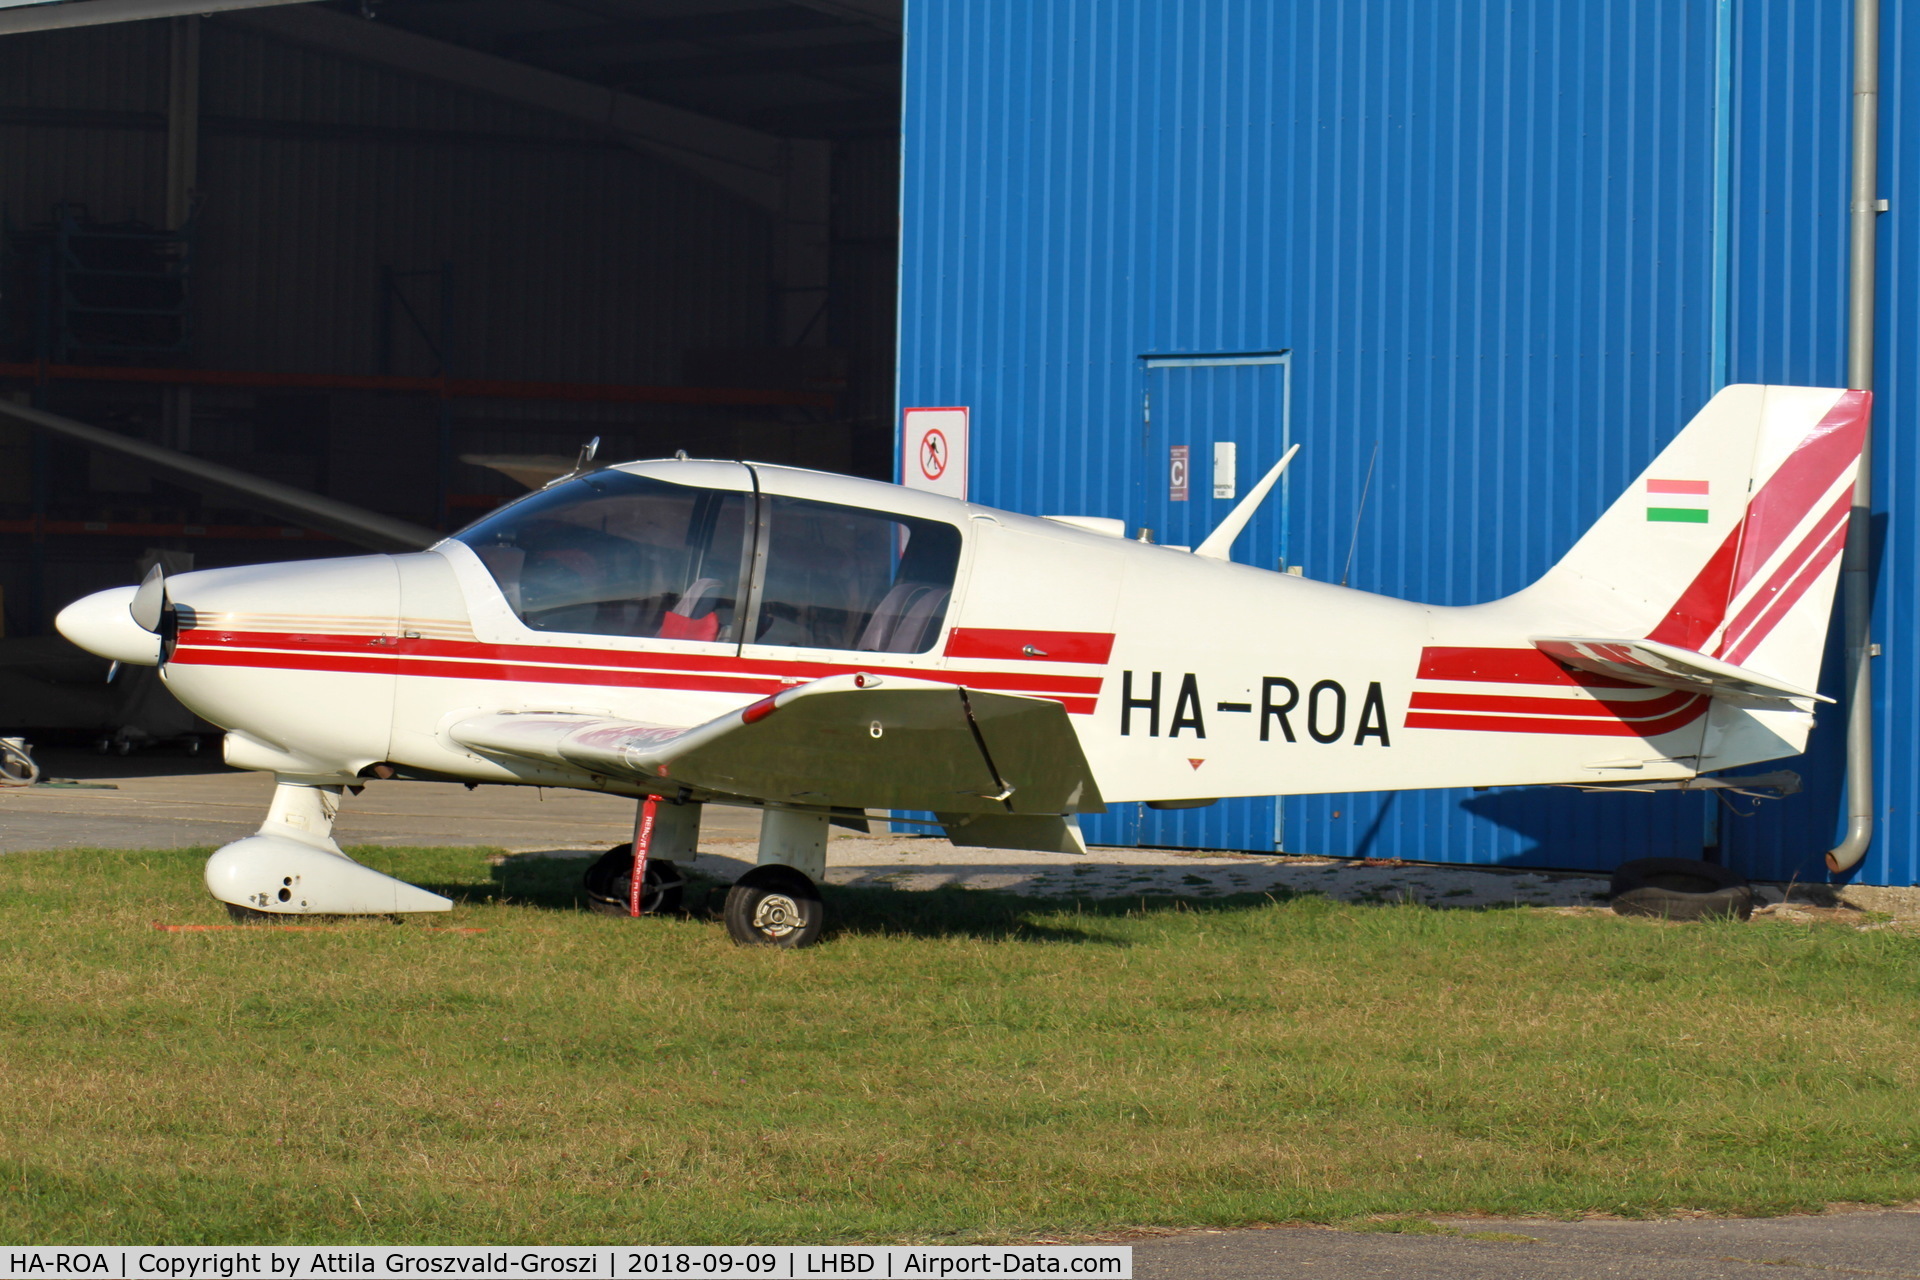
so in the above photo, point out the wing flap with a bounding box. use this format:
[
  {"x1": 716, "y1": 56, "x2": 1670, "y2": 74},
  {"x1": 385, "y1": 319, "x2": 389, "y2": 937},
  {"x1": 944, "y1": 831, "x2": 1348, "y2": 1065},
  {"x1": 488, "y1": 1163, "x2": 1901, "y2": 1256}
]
[{"x1": 1530, "y1": 636, "x2": 1831, "y2": 703}]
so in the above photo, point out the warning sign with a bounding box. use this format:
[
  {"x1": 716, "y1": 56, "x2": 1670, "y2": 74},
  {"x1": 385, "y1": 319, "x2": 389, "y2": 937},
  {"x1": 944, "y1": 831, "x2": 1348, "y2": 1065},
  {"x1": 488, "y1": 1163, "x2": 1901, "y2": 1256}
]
[
  {"x1": 919, "y1": 429, "x2": 950, "y2": 480},
  {"x1": 902, "y1": 407, "x2": 969, "y2": 501},
  {"x1": 1169, "y1": 445, "x2": 1189, "y2": 502}
]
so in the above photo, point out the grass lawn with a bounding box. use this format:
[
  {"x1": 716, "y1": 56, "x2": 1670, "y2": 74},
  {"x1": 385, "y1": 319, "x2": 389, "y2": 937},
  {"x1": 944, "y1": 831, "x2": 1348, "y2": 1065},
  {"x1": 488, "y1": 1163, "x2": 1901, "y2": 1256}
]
[{"x1": 1, "y1": 845, "x2": 1917, "y2": 1244}]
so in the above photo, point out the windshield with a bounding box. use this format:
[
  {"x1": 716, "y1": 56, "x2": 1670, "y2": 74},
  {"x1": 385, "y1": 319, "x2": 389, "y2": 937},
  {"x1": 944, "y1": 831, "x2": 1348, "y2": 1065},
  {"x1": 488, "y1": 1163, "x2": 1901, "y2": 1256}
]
[{"x1": 456, "y1": 471, "x2": 750, "y2": 641}]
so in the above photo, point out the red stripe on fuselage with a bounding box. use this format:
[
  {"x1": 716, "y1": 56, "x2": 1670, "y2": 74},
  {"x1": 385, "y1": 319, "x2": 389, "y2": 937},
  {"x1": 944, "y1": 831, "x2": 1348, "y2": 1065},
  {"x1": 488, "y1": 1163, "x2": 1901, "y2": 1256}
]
[
  {"x1": 169, "y1": 630, "x2": 1104, "y2": 713},
  {"x1": 1407, "y1": 688, "x2": 1697, "y2": 720},
  {"x1": 1406, "y1": 695, "x2": 1708, "y2": 738},
  {"x1": 943, "y1": 628, "x2": 1116, "y2": 664},
  {"x1": 1414, "y1": 647, "x2": 1639, "y2": 688},
  {"x1": 177, "y1": 629, "x2": 1104, "y2": 691}
]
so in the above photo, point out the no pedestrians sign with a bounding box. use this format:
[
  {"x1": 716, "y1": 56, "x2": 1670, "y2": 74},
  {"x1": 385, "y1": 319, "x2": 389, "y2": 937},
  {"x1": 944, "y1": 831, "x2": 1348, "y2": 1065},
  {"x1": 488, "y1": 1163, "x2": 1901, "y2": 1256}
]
[{"x1": 901, "y1": 406, "x2": 969, "y2": 501}]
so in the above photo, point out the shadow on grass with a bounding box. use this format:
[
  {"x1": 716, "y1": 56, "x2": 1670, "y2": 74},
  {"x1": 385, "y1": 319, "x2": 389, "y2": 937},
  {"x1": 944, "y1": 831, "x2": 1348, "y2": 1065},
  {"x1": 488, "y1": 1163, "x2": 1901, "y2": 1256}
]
[
  {"x1": 403, "y1": 855, "x2": 1309, "y2": 945},
  {"x1": 815, "y1": 882, "x2": 1301, "y2": 944}
]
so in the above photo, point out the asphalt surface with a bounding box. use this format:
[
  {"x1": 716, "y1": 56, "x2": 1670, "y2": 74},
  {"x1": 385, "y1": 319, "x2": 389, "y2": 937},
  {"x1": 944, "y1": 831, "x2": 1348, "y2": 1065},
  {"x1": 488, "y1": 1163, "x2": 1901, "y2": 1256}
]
[
  {"x1": 1134, "y1": 1210, "x2": 1920, "y2": 1278},
  {"x1": 0, "y1": 748, "x2": 757, "y2": 852},
  {"x1": 3, "y1": 749, "x2": 1636, "y2": 908}
]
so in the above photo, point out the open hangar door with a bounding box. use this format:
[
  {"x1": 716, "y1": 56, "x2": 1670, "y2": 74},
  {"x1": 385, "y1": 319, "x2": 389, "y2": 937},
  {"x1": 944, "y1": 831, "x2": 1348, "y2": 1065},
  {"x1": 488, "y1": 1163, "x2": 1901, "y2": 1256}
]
[{"x1": 0, "y1": 0, "x2": 903, "y2": 748}]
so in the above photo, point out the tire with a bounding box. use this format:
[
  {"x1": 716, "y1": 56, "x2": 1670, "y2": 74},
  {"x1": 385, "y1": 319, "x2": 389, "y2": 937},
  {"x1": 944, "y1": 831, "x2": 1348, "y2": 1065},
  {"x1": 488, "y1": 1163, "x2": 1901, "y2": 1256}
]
[
  {"x1": 1610, "y1": 857, "x2": 1754, "y2": 922},
  {"x1": 0, "y1": 740, "x2": 38, "y2": 786},
  {"x1": 583, "y1": 843, "x2": 686, "y2": 917},
  {"x1": 724, "y1": 866, "x2": 823, "y2": 948}
]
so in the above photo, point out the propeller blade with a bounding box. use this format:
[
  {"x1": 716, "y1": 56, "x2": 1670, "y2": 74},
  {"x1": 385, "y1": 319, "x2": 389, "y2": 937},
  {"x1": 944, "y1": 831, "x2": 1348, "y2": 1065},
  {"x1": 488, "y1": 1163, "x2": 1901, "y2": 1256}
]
[
  {"x1": 129, "y1": 563, "x2": 168, "y2": 634},
  {"x1": 0, "y1": 399, "x2": 440, "y2": 552}
]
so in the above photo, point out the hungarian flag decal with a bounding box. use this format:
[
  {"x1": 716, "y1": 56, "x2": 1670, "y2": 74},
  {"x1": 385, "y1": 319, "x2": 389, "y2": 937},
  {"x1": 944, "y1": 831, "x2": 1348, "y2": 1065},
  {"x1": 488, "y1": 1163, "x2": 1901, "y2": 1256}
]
[{"x1": 1646, "y1": 478, "x2": 1709, "y2": 523}]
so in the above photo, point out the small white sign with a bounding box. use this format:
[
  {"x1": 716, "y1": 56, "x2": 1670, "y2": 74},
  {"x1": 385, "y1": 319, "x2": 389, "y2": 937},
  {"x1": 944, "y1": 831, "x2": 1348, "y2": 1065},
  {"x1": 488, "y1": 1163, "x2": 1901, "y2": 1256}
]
[
  {"x1": 902, "y1": 406, "x2": 969, "y2": 501},
  {"x1": 1169, "y1": 445, "x2": 1190, "y2": 501},
  {"x1": 1213, "y1": 440, "x2": 1238, "y2": 499}
]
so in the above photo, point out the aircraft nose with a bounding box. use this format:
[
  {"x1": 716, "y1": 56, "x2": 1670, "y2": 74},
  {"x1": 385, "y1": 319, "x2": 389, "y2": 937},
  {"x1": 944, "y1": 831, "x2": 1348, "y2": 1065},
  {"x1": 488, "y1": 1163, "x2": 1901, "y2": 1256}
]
[{"x1": 55, "y1": 586, "x2": 165, "y2": 666}]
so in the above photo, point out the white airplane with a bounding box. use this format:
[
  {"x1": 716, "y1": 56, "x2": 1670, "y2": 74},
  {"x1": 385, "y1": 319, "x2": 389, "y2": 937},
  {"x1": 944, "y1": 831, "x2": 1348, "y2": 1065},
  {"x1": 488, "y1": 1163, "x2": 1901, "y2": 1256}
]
[{"x1": 50, "y1": 384, "x2": 1867, "y2": 946}]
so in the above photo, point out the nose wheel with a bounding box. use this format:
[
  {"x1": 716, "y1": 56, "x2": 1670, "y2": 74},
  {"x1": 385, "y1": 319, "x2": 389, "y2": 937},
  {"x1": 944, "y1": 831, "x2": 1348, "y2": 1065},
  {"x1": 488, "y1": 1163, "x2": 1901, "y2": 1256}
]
[{"x1": 724, "y1": 865, "x2": 823, "y2": 948}]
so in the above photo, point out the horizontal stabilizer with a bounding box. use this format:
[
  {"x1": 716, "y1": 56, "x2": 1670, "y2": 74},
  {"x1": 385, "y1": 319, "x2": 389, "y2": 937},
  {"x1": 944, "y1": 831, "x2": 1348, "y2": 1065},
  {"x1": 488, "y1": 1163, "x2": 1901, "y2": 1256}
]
[
  {"x1": 450, "y1": 674, "x2": 1104, "y2": 815},
  {"x1": 1531, "y1": 637, "x2": 1831, "y2": 703}
]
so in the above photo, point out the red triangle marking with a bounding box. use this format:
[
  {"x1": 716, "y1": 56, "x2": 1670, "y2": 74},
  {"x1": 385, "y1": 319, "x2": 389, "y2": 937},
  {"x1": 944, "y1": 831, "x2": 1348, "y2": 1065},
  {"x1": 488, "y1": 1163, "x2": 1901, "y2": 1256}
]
[{"x1": 1188, "y1": 759, "x2": 1204, "y2": 770}]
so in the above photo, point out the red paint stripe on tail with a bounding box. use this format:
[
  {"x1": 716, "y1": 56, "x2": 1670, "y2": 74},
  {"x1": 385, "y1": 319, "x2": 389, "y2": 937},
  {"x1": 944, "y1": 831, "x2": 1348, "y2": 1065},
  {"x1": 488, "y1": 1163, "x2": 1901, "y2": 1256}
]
[
  {"x1": 1714, "y1": 488, "x2": 1851, "y2": 661},
  {"x1": 1645, "y1": 523, "x2": 1745, "y2": 651},
  {"x1": 1722, "y1": 521, "x2": 1850, "y2": 667},
  {"x1": 1728, "y1": 391, "x2": 1870, "y2": 602}
]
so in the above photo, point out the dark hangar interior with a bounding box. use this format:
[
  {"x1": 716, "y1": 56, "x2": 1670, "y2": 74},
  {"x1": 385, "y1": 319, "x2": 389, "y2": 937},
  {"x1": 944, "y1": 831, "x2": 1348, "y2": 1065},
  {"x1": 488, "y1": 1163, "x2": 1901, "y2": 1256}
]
[{"x1": 0, "y1": 0, "x2": 904, "y2": 654}]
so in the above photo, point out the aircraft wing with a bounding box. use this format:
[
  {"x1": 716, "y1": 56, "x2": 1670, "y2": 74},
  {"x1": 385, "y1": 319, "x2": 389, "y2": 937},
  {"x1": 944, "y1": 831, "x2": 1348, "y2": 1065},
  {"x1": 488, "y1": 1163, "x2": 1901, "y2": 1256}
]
[
  {"x1": 1530, "y1": 636, "x2": 1832, "y2": 703},
  {"x1": 448, "y1": 674, "x2": 1105, "y2": 816}
]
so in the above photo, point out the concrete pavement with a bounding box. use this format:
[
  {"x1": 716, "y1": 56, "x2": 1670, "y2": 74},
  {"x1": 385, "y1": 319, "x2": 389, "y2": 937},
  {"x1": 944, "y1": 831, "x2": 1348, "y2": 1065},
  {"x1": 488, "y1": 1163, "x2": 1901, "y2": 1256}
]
[{"x1": 1134, "y1": 1209, "x2": 1920, "y2": 1278}]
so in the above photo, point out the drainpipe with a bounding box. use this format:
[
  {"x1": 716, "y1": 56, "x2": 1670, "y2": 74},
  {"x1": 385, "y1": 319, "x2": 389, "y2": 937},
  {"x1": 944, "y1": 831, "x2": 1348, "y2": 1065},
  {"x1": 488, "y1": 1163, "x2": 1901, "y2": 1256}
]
[{"x1": 1827, "y1": 0, "x2": 1882, "y2": 874}]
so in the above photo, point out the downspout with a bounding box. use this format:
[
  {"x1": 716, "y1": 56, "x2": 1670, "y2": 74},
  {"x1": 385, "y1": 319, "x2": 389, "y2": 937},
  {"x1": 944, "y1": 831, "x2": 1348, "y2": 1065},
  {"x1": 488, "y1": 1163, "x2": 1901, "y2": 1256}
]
[
  {"x1": 1710, "y1": 0, "x2": 1732, "y2": 395},
  {"x1": 1827, "y1": 0, "x2": 1882, "y2": 873},
  {"x1": 1704, "y1": 0, "x2": 1732, "y2": 862}
]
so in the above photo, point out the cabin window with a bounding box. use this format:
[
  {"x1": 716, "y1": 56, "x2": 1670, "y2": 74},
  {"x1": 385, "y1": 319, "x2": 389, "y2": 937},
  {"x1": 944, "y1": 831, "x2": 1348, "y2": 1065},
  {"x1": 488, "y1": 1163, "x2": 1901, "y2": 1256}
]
[
  {"x1": 749, "y1": 497, "x2": 961, "y2": 653},
  {"x1": 456, "y1": 471, "x2": 750, "y2": 641}
]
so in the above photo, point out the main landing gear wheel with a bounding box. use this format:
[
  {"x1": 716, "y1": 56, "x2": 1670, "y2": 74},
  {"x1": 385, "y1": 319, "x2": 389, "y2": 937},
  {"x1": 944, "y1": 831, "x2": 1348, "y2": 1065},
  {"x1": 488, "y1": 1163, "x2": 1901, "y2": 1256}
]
[
  {"x1": 583, "y1": 843, "x2": 686, "y2": 917},
  {"x1": 724, "y1": 866, "x2": 823, "y2": 948}
]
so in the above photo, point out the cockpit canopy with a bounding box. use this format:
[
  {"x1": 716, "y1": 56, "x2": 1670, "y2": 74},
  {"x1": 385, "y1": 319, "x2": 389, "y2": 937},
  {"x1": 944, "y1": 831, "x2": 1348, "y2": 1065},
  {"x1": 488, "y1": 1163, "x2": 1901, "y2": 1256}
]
[{"x1": 455, "y1": 469, "x2": 962, "y2": 654}]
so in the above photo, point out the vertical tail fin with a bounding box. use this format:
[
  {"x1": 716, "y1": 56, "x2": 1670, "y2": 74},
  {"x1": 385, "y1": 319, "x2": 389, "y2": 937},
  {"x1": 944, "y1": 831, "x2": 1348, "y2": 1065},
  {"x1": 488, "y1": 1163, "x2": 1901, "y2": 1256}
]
[{"x1": 1522, "y1": 384, "x2": 1868, "y2": 700}]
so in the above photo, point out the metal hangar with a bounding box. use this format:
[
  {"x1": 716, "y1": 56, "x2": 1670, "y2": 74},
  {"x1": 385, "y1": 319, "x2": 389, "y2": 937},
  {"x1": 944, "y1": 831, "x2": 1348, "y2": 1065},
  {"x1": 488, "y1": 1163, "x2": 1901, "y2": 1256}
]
[{"x1": 894, "y1": 0, "x2": 1918, "y2": 887}]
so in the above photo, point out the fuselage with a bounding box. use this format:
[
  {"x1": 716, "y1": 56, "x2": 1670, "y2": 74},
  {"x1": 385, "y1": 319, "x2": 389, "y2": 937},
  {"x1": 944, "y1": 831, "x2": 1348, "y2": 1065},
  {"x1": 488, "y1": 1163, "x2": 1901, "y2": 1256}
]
[{"x1": 74, "y1": 458, "x2": 1764, "y2": 808}]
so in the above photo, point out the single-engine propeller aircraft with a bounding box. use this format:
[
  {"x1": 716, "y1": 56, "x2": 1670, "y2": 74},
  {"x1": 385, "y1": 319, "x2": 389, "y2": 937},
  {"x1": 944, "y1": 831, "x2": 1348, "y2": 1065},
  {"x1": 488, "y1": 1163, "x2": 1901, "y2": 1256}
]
[{"x1": 48, "y1": 384, "x2": 1867, "y2": 946}]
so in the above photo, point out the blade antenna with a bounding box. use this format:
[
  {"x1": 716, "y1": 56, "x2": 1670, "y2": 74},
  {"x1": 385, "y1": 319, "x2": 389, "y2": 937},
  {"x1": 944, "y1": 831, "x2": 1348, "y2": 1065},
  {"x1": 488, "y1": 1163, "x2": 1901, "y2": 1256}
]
[
  {"x1": 1193, "y1": 443, "x2": 1300, "y2": 562},
  {"x1": 1339, "y1": 441, "x2": 1380, "y2": 589}
]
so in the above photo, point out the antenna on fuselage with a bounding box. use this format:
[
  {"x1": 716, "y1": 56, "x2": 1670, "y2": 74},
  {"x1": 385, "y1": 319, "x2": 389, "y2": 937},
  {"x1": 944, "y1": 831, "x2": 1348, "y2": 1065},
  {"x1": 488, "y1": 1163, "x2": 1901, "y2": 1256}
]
[
  {"x1": 545, "y1": 436, "x2": 603, "y2": 488},
  {"x1": 1338, "y1": 441, "x2": 1380, "y2": 588},
  {"x1": 1193, "y1": 443, "x2": 1300, "y2": 563}
]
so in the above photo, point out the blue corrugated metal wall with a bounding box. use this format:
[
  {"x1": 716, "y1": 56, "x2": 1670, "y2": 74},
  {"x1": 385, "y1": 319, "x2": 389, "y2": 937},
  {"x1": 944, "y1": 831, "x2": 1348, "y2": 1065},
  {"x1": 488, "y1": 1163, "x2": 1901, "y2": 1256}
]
[
  {"x1": 1718, "y1": 0, "x2": 1917, "y2": 888},
  {"x1": 898, "y1": 0, "x2": 1917, "y2": 884}
]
